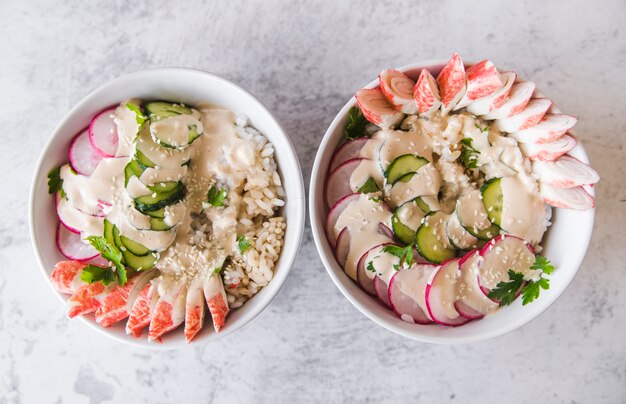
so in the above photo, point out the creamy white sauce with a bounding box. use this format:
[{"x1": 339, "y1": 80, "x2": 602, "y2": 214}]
[{"x1": 151, "y1": 110, "x2": 203, "y2": 147}]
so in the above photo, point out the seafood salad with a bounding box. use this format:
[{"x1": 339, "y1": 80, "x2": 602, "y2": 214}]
[
  {"x1": 48, "y1": 99, "x2": 286, "y2": 343},
  {"x1": 325, "y1": 53, "x2": 599, "y2": 326}
]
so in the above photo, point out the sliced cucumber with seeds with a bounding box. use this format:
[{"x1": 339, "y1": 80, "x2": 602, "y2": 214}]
[
  {"x1": 415, "y1": 211, "x2": 456, "y2": 264},
  {"x1": 103, "y1": 219, "x2": 115, "y2": 246},
  {"x1": 134, "y1": 148, "x2": 156, "y2": 169},
  {"x1": 150, "y1": 217, "x2": 172, "y2": 231},
  {"x1": 414, "y1": 196, "x2": 440, "y2": 214},
  {"x1": 481, "y1": 177, "x2": 503, "y2": 227},
  {"x1": 124, "y1": 160, "x2": 145, "y2": 186},
  {"x1": 145, "y1": 101, "x2": 192, "y2": 122},
  {"x1": 445, "y1": 213, "x2": 478, "y2": 250},
  {"x1": 385, "y1": 154, "x2": 429, "y2": 184},
  {"x1": 122, "y1": 250, "x2": 157, "y2": 271},
  {"x1": 120, "y1": 235, "x2": 151, "y2": 256},
  {"x1": 392, "y1": 200, "x2": 427, "y2": 245},
  {"x1": 134, "y1": 183, "x2": 185, "y2": 213},
  {"x1": 144, "y1": 207, "x2": 165, "y2": 219},
  {"x1": 456, "y1": 190, "x2": 500, "y2": 241},
  {"x1": 147, "y1": 181, "x2": 180, "y2": 194}
]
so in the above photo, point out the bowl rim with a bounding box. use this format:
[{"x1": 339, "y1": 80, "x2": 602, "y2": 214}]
[
  {"x1": 29, "y1": 67, "x2": 306, "y2": 350},
  {"x1": 309, "y1": 59, "x2": 595, "y2": 344}
]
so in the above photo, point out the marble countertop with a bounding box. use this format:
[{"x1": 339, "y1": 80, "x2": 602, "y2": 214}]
[{"x1": 1, "y1": 0, "x2": 625, "y2": 402}]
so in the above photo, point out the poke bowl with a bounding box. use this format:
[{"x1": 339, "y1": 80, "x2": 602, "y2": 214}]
[
  {"x1": 30, "y1": 68, "x2": 305, "y2": 349},
  {"x1": 309, "y1": 55, "x2": 598, "y2": 344}
]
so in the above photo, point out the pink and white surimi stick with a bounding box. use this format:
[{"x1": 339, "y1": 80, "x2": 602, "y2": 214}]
[
  {"x1": 482, "y1": 81, "x2": 536, "y2": 120},
  {"x1": 520, "y1": 134, "x2": 577, "y2": 161},
  {"x1": 508, "y1": 114, "x2": 578, "y2": 144},
  {"x1": 455, "y1": 60, "x2": 502, "y2": 110},
  {"x1": 533, "y1": 155, "x2": 599, "y2": 188},
  {"x1": 540, "y1": 183, "x2": 595, "y2": 210},
  {"x1": 465, "y1": 71, "x2": 517, "y2": 115},
  {"x1": 379, "y1": 69, "x2": 418, "y2": 114},
  {"x1": 493, "y1": 98, "x2": 552, "y2": 133},
  {"x1": 413, "y1": 68, "x2": 441, "y2": 116},
  {"x1": 437, "y1": 53, "x2": 467, "y2": 114},
  {"x1": 355, "y1": 88, "x2": 404, "y2": 129}
]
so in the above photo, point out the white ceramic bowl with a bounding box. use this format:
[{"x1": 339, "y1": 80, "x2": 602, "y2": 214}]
[
  {"x1": 30, "y1": 68, "x2": 305, "y2": 349},
  {"x1": 309, "y1": 60, "x2": 595, "y2": 344}
]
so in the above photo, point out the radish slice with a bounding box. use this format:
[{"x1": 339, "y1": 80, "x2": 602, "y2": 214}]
[
  {"x1": 482, "y1": 81, "x2": 536, "y2": 120},
  {"x1": 478, "y1": 235, "x2": 535, "y2": 293},
  {"x1": 413, "y1": 68, "x2": 442, "y2": 116},
  {"x1": 389, "y1": 264, "x2": 437, "y2": 324},
  {"x1": 493, "y1": 98, "x2": 552, "y2": 133},
  {"x1": 56, "y1": 223, "x2": 100, "y2": 261},
  {"x1": 89, "y1": 108, "x2": 119, "y2": 157},
  {"x1": 455, "y1": 60, "x2": 502, "y2": 110},
  {"x1": 355, "y1": 88, "x2": 404, "y2": 129},
  {"x1": 425, "y1": 259, "x2": 470, "y2": 326},
  {"x1": 325, "y1": 193, "x2": 360, "y2": 246},
  {"x1": 329, "y1": 138, "x2": 368, "y2": 172},
  {"x1": 69, "y1": 129, "x2": 104, "y2": 176},
  {"x1": 520, "y1": 134, "x2": 577, "y2": 161},
  {"x1": 437, "y1": 53, "x2": 467, "y2": 114},
  {"x1": 465, "y1": 72, "x2": 516, "y2": 115},
  {"x1": 356, "y1": 243, "x2": 392, "y2": 296},
  {"x1": 379, "y1": 69, "x2": 418, "y2": 114},
  {"x1": 334, "y1": 228, "x2": 351, "y2": 269},
  {"x1": 325, "y1": 158, "x2": 367, "y2": 208},
  {"x1": 374, "y1": 276, "x2": 391, "y2": 308},
  {"x1": 540, "y1": 184, "x2": 595, "y2": 210},
  {"x1": 509, "y1": 114, "x2": 578, "y2": 144},
  {"x1": 455, "y1": 250, "x2": 499, "y2": 319},
  {"x1": 534, "y1": 155, "x2": 600, "y2": 188}
]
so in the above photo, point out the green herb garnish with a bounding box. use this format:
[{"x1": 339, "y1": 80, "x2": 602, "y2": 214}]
[
  {"x1": 345, "y1": 106, "x2": 368, "y2": 140},
  {"x1": 367, "y1": 261, "x2": 376, "y2": 273},
  {"x1": 475, "y1": 123, "x2": 489, "y2": 132},
  {"x1": 488, "y1": 256, "x2": 555, "y2": 306},
  {"x1": 382, "y1": 244, "x2": 415, "y2": 269},
  {"x1": 80, "y1": 264, "x2": 116, "y2": 286},
  {"x1": 47, "y1": 166, "x2": 66, "y2": 199},
  {"x1": 369, "y1": 196, "x2": 383, "y2": 203},
  {"x1": 357, "y1": 177, "x2": 380, "y2": 194},
  {"x1": 126, "y1": 103, "x2": 147, "y2": 125},
  {"x1": 460, "y1": 138, "x2": 480, "y2": 169},
  {"x1": 487, "y1": 269, "x2": 525, "y2": 306},
  {"x1": 237, "y1": 235, "x2": 252, "y2": 253},
  {"x1": 213, "y1": 256, "x2": 230, "y2": 274},
  {"x1": 86, "y1": 236, "x2": 127, "y2": 286},
  {"x1": 207, "y1": 186, "x2": 227, "y2": 207}
]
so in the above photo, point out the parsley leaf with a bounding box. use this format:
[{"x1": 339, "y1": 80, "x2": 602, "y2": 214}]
[
  {"x1": 522, "y1": 277, "x2": 550, "y2": 305},
  {"x1": 80, "y1": 264, "x2": 116, "y2": 286},
  {"x1": 126, "y1": 103, "x2": 147, "y2": 125},
  {"x1": 86, "y1": 236, "x2": 127, "y2": 286},
  {"x1": 487, "y1": 269, "x2": 525, "y2": 306},
  {"x1": 459, "y1": 138, "x2": 480, "y2": 169},
  {"x1": 357, "y1": 177, "x2": 380, "y2": 194},
  {"x1": 345, "y1": 106, "x2": 369, "y2": 140},
  {"x1": 369, "y1": 196, "x2": 383, "y2": 203},
  {"x1": 382, "y1": 244, "x2": 415, "y2": 268},
  {"x1": 366, "y1": 261, "x2": 376, "y2": 273},
  {"x1": 47, "y1": 166, "x2": 66, "y2": 199},
  {"x1": 237, "y1": 235, "x2": 252, "y2": 253},
  {"x1": 393, "y1": 264, "x2": 400, "y2": 271},
  {"x1": 474, "y1": 122, "x2": 488, "y2": 132},
  {"x1": 207, "y1": 186, "x2": 227, "y2": 207},
  {"x1": 531, "y1": 255, "x2": 555, "y2": 275},
  {"x1": 213, "y1": 256, "x2": 230, "y2": 274}
]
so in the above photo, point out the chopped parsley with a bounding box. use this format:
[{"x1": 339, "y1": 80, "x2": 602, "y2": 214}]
[
  {"x1": 357, "y1": 177, "x2": 380, "y2": 194},
  {"x1": 80, "y1": 264, "x2": 116, "y2": 286},
  {"x1": 345, "y1": 106, "x2": 368, "y2": 140},
  {"x1": 86, "y1": 236, "x2": 127, "y2": 286},
  {"x1": 126, "y1": 102, "x2": 147, "y2": 125},
  {"x1": 366, "y1": 261, "x2": 376, "y2": 273},
  {"x1": 237, "y1": 235, "x2": 252, "y2": 253},
  {"x1": 488, "y1": 256, "x2": 555, "y2": 306},
  {"x1": 369, "y1": 195, "x2": 383, "y2": 203},
  {"x1": 382, "y1": 244, "x2": 415, "y2": 269},
  {"x1": 213, "y1": 257, "x2": 231, "y2": 274},
  {"x1": 47, "y1": 166, "x2": 66, "y2": 199},
  {"x1": 475, "y1": 122, "x2": 489, "y2": 132},
  {"x1": 459, "y1": 138, "x2": 480, "y2": 169},
  {"x1": 487, "y1": 269, "x2": 525, "y2": 306},
  {"x1": 207, "y1": 186, "x2": 227, "y2": 207}
]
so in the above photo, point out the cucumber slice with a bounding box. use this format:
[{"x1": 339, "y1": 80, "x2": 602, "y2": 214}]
[
  {"x1": 147, "y1": 181, "x2": 179, "y2": 194},
  {"x1": 392, "y1": 213, "x2": 416, "y2": 245},
  {"x1": 134, "y1": 183, "x2": 185, "y2": 213},
  {"x1": 392, "y1": 200, "x2": 427, "y2": 245},
  {"x1": 124, "y1": 160, "x2": 145, "y2": 186},
  {"x1": 145, "y1": 207, "x2": 165, "y2": 219},
  {"x1": 122, "y1": 250, "x2": 158, "y2": 271},
  {"x1": 120, "y1": 235, "x2": 151, "y2": 256},
  {"x1": 415, "y1": 211, "x2": 456, "y2": 264},
  {"x1": 456, "y1": 190, "x2": 501, "y2": 241},
  {"x1": 445, "y1": 213, "x2": 478, "y2": 250},
  {"x1": 415, "y1": 196, "x2": 440, "y2": 214},
  {"x1": 385, "y1": 154, "x2": 429, "y2": 184},
  {"x1": 481, "y1": 178, "x2": 503, "y2": 227},
  {"x1": 145, "y1": 101, "x2": 192, "y2": 122},
  {"x1": 135, "y1": 148, "x2": 156, "y2": 169},
  {"x1": 103, "y1": 218, "x2": 115, "y2": 246},
  {"x1": 467, "y1": 223, "x2": 500, "y2": 240},
  {"x1": 150, "y1": 217, "x2": 173, "y2": 231}
]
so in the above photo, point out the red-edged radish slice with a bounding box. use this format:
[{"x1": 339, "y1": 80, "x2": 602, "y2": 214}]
[
  {"x1": 329, "y1": 138, "x2": 368, "y2": 173},
  {"x1": 493, "y1": 98, "x2": 552, "y2": 133},
  {"x1": 389, "y1": 263, "x2": 437, "y2": 324},
  {"x1": 89, "y1": 108, "x2": 119, "y2": 157},
  {"x1": 482, "y1": 81, "x2": 536, "y2": 120},
  {"x1": 478, "y1": 235, "x2": 535, "y2": 294},
  {"x1": 534, "y1": 155, "x2": 599, "y2": 188},
  {"x1": 378, "y1": 222, "x2": 395, "y2": 241},
  {"x1": 454, "y1": 250, "x2": 498, "y2": 319},
  {"x1": 379, "y1": 69, "x2": 418, "y2": 114},
  {"x1": 520, "y1": 134, "x2": 577, "y2": 161},
  {"x1": 413, "y1": 68, "x2": 442, "y2": 116},
  {"x1": 374, "y1": 276, "x2": 391, "y2": 308},
  {"x1": 68, "y1": 129, "x2": 104, "y2": 176},
  {"x1": 56, "y1": 222, "x2": 100, "y2": 261},
  {"x1": 50, "y1": 260, "x2": 87, "y2": 295},
  {"x1": 425, "y1": 259, "x2": 470, "y2": 326},
  {"x1": 355, "y1": 88, "x2": 404, "y2": 129},
  {"x1": 325, "y1": 193, "x2": 361, "y2": 246},
  {"x1": 509, "y1": 114, "x2": 578, "y2": 144},
  {"x1": 465, "y1": 72, "x2": 516, "y2": 115},
  {"x1": 437, "y1": 53, "x2": 466, "y2": 114},
  {"x1": 356, "y1": 243, "x2": 392, "y2": 296},
  {"x1": 334, "y1": 228, "x2": 351, "y2": 269},
  {"x1": 325, "y1": 157, "x2": 367, "y2": 208},
  {"x1": 455, "y1": 60, "x2": 502, "y2": 110},
  {"x1": 540, "y1": 184, "x2": 595, "y2": 210}
]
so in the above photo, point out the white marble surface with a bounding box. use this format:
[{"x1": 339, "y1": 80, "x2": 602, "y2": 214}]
[{"x1": 1, "y1": 0, "x2": 625, "y2": 402}]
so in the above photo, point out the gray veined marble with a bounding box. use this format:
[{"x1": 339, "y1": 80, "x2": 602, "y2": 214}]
[{"x1": 1, "y1": 0, "x2": 625, "y2": 403}]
